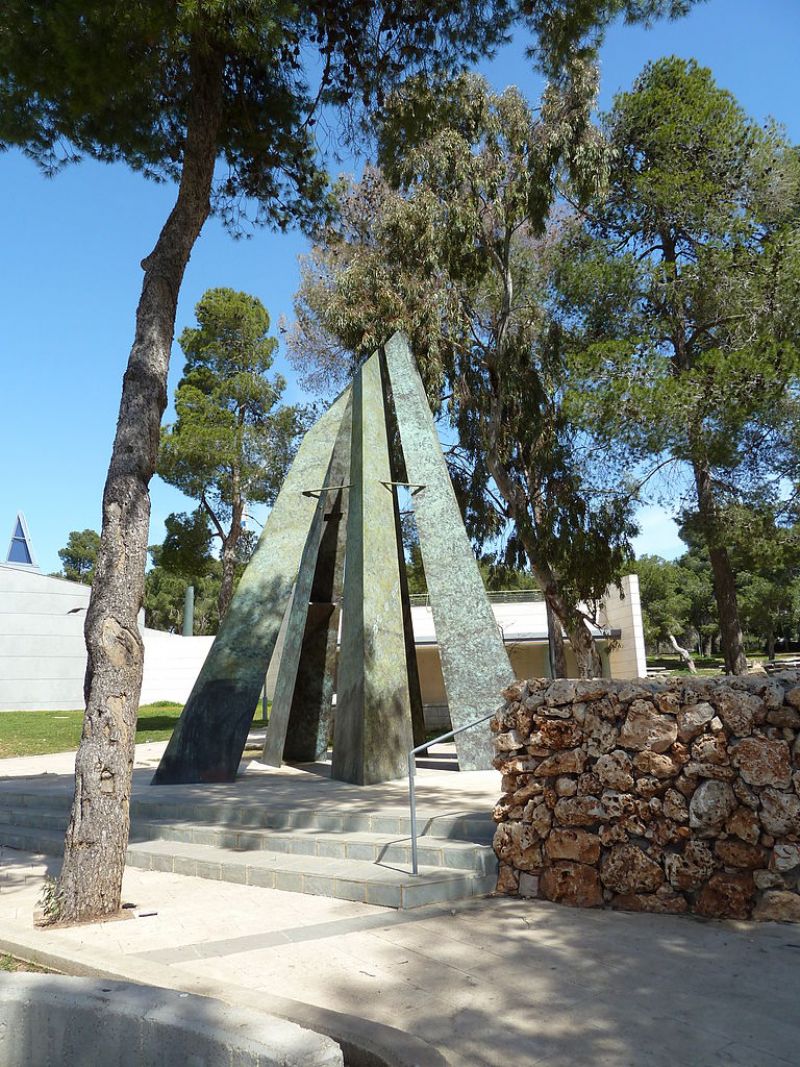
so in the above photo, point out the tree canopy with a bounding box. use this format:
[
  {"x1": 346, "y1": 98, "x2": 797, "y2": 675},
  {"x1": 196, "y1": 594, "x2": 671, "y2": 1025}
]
[
  {"x1": 288, "y1": 73, "x2": 638, "y2": 675},
  {"x1": 57, "y1": 529, "x2": 101, "y2": 585},
  {"x1": 159, "y1": 287, "x2": 302, "y2": 618},
  {"x1": 0, "y1": 0, "x2": 700, "y2": 923},
  {"x1": 556, "y1": 57, "x2": 800, "y2": 674}
]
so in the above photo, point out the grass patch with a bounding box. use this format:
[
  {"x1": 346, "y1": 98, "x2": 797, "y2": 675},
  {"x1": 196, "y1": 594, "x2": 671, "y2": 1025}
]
[
  {"x1": 0, "y1": 954, "x2": 54, "y2": 973},
  {"x1": 0, "y1": 703, "x2": 184, "y2": 759}
]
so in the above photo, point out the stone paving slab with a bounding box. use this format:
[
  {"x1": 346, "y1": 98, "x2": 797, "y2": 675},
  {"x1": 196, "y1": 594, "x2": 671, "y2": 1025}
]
[
  {"x1": 2, "y1": 747, "x2": 800, "y2": 1065},
  {"x1": 1, "y1": 841, "x2": 800, "y2": 1066},
  {"x1": 0, "y1": 743, "x2": 500, "y2": 820}
]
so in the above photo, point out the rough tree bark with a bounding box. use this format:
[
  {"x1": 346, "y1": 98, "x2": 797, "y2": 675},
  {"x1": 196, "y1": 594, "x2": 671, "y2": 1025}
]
[
  {"x1": 692, "y1": 457, "x2": 748, "y2": 675},
  {"x1": 767, "y1": 630, "x2": 776, "y2": 663},
  {"x1": 561, "y1": 604, "x2": 603, "y2": 678},
  {"x1": 661, "y1": 228, "x2": 747, "y2": 678},
  {"x1": 218, "y1": 492, "x2": 244, "y2": 621},
  {"x1": 55, "y1": 44, "x2": 224, "y2": 924},
  {"x1": 546, "y1": 598, "x2": 568, "y2": 678},
  {"x1": 530, "y1": 554, "x2": 601, "y2": 679}
]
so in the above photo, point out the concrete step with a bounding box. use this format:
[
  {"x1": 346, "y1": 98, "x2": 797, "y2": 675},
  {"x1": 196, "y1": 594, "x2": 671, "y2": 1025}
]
[
  {"x1": 0, "y1": 787, "x2": 495, "y2": 844},
  {"x1": 0, "y1": 802, "x2": 498, "y2": 910},
  {"x1": 0, "y1": 806, "x2": 68, "y2": 832},
  {"x1": 133, "y1": 798, "x2": 495, "y2": 844},
  {"x1": 125, "y1": 839, "x2": 497, "y2": 909},
  {"x1": 0, "y1": 820, "x2": 495, "y2": 910},
  {"x1": 0, "y1": 824, "x2": 64, "y2": 855},
  {"x1": 0, "y1": 807, "x2": 493, "y2": 870},
  {"x1": 128, "y1": 820, "x2": 496, "y2": 874}
]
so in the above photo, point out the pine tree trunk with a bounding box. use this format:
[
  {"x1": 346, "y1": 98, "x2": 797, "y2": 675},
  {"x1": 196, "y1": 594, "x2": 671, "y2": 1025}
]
[
  {"x1": 55, "y1": 46, "x2": 224, "y2": 925},
  {"x1": 218, "y1": 499, "x2": 244, "y2": 622},
  {"x1": 692, "y1": 458, "x2": 748, "y2": 675}
]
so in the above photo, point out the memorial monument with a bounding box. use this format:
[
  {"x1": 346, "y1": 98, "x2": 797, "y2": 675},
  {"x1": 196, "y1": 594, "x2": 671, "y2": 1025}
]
[{"x1": 153, "y1": 333, "x2": 513, "y2": 786}]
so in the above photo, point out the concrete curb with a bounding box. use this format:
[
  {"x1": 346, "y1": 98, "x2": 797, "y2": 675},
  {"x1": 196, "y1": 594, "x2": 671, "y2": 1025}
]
[
  {"x1": 0, "y1": 923, "x2": 450, "y2": 1067},
  {"x1": 0, "y1": 973, "x2": 342, "y2": 1066}
]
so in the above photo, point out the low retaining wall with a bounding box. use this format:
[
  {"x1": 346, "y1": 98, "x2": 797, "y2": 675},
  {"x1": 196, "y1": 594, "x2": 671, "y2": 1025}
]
[
  {"x1": 0, "y1": 975, "x2": 342, "y2": 1066},
  {"x1": 491, "y1": 675, "x2": 800, "y2": 922}
]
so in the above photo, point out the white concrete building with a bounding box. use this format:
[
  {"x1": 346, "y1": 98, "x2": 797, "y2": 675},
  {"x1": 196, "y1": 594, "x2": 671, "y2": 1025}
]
[
  {"x1": 410, "y1": 579, "x2": 647, "y2": 729},
  {"x1": 0, "y1": 556, "x2": 213, "y2": 712},
  {"x1": 0, "y1": 512, "x2": 645, "y2": 713}
]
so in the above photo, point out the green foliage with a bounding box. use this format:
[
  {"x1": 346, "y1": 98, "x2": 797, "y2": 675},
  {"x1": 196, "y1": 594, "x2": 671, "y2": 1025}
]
[
  {"x1": 158, "y1": 509, "x2": 215, "y2": 580},
  {"x1": 723, "y1": 506, "x2": 800, "y2": 652},
  {"x1": 555, "y1": 57, "x2": 800, "y2": 670},
  {"x1": 406, "y1": 543, "x2": 539, "y2": 595},
  {"x1": 0, "y1": 1, "x2": 545, "y2": 234},
  {"x1": 36, "y1": 877, "x2": 64, "y2": 927},
  {"x1": 633, "y1": 513, "x2": 800, "y2": 657},
  {"x1": 288, "y1": 74, "x2": 639, "y2": 674},
  {"x1": 629, "y1": 554, "x2": 693, "y2": 647},
  {"x1": 479, "y1": 557, "x2": 539, "y2": 592},
  {"x1": 58, "y1": 529, "x2": 101, "y2": 584},
  {"x1": 144, "y1": 548, "x2": 222, "y2": 634},
  {"x1": 160, "y1": 288, "x2": 301, "y2": 516},
  {"x1": 560, "y1": 56, "x2": 800, "y2": 484},
  {"x1": 158, "y1": 287, "x2": 303, "y2": 618},
  {"x1": 2, "y1": 1, "x2": 689, "y2": 231}
]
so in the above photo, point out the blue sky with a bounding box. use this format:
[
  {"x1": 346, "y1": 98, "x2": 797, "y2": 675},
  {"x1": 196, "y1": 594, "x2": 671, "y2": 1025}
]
[{"x1": 2, "y1": 0, "x2": 799, "y2": 574}]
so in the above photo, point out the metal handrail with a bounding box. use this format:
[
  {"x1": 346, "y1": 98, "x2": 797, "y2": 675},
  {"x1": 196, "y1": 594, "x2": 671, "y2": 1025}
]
[
  {"x1": 409, "y1": 589, "x2": 545, "y2": 607},
  {"x1": 407, "y1": 708, "x2": 500, "y2": 875}
]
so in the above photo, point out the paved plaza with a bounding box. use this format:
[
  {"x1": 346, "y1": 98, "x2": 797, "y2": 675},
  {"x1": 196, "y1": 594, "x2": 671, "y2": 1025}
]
[{"x1": 1, "y1": 744, "x2": 799, "y2": 1066}]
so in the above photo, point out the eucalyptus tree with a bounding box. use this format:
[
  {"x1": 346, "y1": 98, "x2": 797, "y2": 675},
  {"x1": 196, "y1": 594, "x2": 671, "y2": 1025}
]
[
  {"x1": 0, "y1": 0, "x2": 698, "y2": 921},
  {"x1": 159, "y1": 288, "x2": 302, "y2": 619},
  {"x1": 556, "y1": 57, "x2": 800, "y2": 674},
  {"x1": 289, "y1": 74, "x2": 637, "y2": 676}
]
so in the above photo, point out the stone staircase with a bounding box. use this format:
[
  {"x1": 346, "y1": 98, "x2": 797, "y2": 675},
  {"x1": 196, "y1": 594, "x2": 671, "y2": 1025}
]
[{"x1": 0, "y1": 786, "x2": 498, "y2": 910}]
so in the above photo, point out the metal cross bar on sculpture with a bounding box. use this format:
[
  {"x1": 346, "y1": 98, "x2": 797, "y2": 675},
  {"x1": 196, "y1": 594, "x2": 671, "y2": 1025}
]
[{"x1": 152, "y1": 334, "x2": 513, "y2": 787}]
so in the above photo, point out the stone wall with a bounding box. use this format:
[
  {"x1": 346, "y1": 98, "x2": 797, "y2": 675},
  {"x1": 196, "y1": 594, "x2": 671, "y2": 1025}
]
[{"x1": 492, "y1": 676, "x2": 800, "y2": 922}]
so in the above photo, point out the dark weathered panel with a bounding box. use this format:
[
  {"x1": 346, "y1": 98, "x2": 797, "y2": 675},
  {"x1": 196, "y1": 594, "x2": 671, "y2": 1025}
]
[
  {"x1": 333, "y1": 351, "x2": 415, "y2": 784},
  {"x1": 384, "y1": 333, "x2": 514, "y2": 769},
  {"x1": 152, "y1": 390, "x2": 351, "y2": 784},
  {"x1": 262, "y1": 398, "x2": 352, "y2": 766}
]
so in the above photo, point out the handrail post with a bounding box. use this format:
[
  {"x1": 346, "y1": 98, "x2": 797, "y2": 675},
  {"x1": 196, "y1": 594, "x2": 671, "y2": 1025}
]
[
  {"x1": 406, "y1": 707, "x2": 499, "y2": 876},
  {"x1": 408, "y1": 750, "x2": 419, "y2": 875}
]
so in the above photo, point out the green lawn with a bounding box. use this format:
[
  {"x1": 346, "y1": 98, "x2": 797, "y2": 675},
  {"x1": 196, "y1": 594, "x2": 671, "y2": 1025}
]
[
  {"x1": 0, "y1": 701, "x2": 183, "y2": 760},
  {"x1": 646, "y1": 652, "x2": 800, "y2": 677},
  {"x1": 646, "y1": 654, "x2": 724, "y2": 676}
]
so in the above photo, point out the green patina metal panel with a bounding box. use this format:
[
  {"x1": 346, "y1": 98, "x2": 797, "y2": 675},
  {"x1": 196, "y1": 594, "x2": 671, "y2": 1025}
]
[
  {"x1": 262, "y1": 398, "x2": 352, "y2": 766},
  {"x1": 281, "y1": 473, "x2": 349, "y2": 762},
  {"x1": 384, "y1": 333, "x2": 514, "y2": 770},
  {"x1": 152, "y1": 390, "x2": 351, "y2": 785},
  {"x1": 332, "y1": 351, "x2": 415, "y2": 785},
  {"x1": 380, "y1": 350, "x2": 426, "y2": 749}
]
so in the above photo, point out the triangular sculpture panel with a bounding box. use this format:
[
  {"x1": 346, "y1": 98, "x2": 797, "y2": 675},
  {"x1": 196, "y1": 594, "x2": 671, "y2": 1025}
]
[{"x1": 153, "y1": 335, "x2": 513, "y2": 787}]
